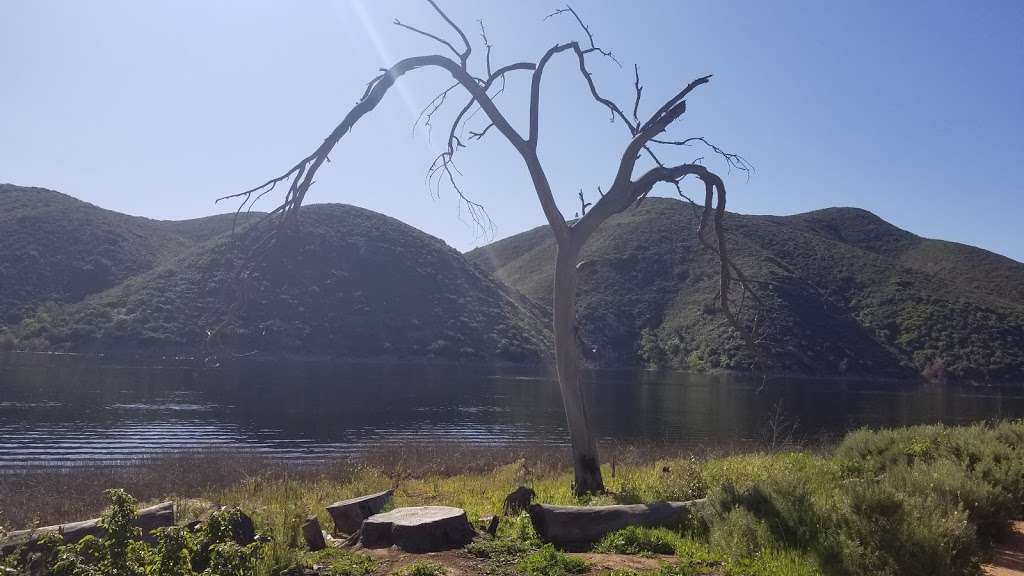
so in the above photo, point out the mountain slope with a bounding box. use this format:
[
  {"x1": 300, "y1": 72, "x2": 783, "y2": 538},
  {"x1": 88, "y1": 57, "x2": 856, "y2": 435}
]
[
  {"x1": 0, "y1": 184, "x2": 257, "y2": 325},
  {"x1": 468, "y1": 198, "x2": 1024, "y2": 383},
  {"x1": 16, "y1": 204, "x2": 551, "y2": 363}
]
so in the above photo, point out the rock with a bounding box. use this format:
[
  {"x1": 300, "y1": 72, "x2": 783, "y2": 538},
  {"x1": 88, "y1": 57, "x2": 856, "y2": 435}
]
[
  {"x1": 528, "y1": 499, "x2": 706, "y2": 549},
  {"x1": 360, "y1": 506, "x2": 475, "y2": 552},
  {"x1": 326, "y1": 489, "x2": 393, "y2": 535},
  {"x1": 302, "y1": 515, "x2": 327, "y2": 551},
  {"x1": 502, "y1": 486, "x2": 536, "y2": 516}
]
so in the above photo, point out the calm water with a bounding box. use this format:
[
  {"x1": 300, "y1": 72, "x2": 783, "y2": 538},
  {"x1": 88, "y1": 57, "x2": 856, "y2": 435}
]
[{"x1": 2, "y1": 353, "x2": 1024, "y2": 470}]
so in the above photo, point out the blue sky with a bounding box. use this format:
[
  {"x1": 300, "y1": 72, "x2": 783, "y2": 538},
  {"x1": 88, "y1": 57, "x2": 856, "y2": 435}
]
[{"x1": 2, "y1": 1, "x2": 1023, "y2": 261}]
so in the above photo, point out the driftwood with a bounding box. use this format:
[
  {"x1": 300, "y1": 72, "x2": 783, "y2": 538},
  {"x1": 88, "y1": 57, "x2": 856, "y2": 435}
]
[
  {"x1": 1, "y1": 501, "x2": 174, "y2": 555},
  {"x1": 326, "y1": 489, "x2": 393, "y2": 535},
  {"x1": 359, "y1": 506, "x2": 475, "y2": 552},
  {"x1": 301, "y1": 515, "x2": 327, "y2": 552},
  {"x1": 528, "y1": 499, "x2": 706, "y2": 549}
]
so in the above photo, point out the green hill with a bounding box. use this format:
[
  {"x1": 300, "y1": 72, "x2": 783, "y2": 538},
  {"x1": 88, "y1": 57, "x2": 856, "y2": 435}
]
[
  {"x1": 12, "y1": 203, "x2": 550, "y2": 363},
  {"x1": 0, "y1": 184, "x2": 257, "y2": 325},
  {"x1": 468, "y1": 198, "x2": 1024, "y2": 383}
]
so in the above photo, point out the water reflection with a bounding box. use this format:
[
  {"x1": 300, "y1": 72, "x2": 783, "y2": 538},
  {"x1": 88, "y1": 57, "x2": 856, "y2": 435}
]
[{"x1": 1, "y1": 353, "x2": 1022, "y2": 469}]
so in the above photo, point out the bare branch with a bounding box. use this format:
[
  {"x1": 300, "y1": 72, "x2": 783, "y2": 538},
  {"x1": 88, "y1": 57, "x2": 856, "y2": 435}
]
[
  {"x1": 632, "y1": 64, "x2": 643, "y2": 126},
  {"x1": 545, "y1": 5, "x2": 620, "y2": 67},
  {"x1": 651, "y1": 136, "x2": 754, "y2": 176},
  {"x1": 425, "y1": 0, "x2": 472, "y2": 67},
  {"x1": 578, "y1": 189, "x2": 592, "y2": 216},
  {"x1": 412, "y1": 81, "x2": 460, "y2": 138},
  {"x1": 478, "y1": 19, "x2": 492, "y2": 77},
  {"x1": 394, "y1": 18, "x2": 463, "y2": 61}
]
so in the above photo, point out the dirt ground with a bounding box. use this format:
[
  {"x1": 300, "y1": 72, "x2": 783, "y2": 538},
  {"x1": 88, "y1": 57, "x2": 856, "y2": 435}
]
[{"x1": 984, "y1": 521, "x2": 1024, "y2": 576}]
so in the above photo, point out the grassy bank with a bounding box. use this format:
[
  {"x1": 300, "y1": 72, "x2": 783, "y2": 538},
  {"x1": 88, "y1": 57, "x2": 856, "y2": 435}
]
[{"x1": 3, "y1": 421, "x2": 1023, "y2": 575}]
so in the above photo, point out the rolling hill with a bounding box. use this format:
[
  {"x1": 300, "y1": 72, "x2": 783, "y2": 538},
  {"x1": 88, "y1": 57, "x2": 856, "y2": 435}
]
[
  {"x1": 0, "y1": 184, "x2": 258, "y2": 325},
  {"x1": 8, "y1": 199, "x2": 551, "y2": 363},
  {"x1": 468, "y1": 198, "x2": 1024, "y2": 383}
]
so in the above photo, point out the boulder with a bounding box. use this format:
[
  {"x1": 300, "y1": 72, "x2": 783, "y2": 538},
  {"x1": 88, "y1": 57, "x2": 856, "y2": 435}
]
[
  {"x1": 326, "y1": 489, "x2": 393, "y2": 535},
  {"x1": 359, "y1": 506, "x2": 474, "y2": 552}
]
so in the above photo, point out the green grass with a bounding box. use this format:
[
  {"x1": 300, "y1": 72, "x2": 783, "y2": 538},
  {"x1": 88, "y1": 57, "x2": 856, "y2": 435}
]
[
  {"x1": 517, "y1": 544, "x2": 588, "y2": 576},
  {"x1": 4, "y1": 421, "x2": 1022, "y2": 576}
]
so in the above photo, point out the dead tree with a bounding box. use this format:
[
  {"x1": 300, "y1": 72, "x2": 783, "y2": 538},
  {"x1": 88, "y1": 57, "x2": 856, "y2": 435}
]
[{"x1": 219, "y1": 1, "x2": 758, "y2": 495}]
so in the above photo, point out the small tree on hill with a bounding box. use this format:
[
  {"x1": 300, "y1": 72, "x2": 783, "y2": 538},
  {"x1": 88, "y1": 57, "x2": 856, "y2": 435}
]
[{"x1": 220, "y1": 1, "x2": 760, "y2": 495}]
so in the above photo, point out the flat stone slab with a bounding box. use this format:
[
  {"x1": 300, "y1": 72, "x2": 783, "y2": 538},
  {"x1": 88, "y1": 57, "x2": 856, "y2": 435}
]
[
  {"x1": 326, "y1": 489, "x2": 393, "y2": 535},
  {"x1": 360, "y1": 506, "x2": 474, "y2": 552}
]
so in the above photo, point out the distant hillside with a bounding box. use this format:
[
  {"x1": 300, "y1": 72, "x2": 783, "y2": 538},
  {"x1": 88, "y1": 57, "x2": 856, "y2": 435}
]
[
  {"x1": 13, "y1": 203, "x2": 551, "y2": 363},
  {"x1": 468, "y1": 198, "x2": 1024, "y2": 383},
  {"x1": 0, "y1": 184, "x2": 257, "y2": 325}
]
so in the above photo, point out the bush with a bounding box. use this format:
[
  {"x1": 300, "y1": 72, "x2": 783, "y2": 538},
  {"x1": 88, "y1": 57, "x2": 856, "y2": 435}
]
[
  {"x1": 708, "y1": 508, "x2": 779, "y2": 562},
  {"x1": 836, "y1": 422, "x2": 1024, "y2": 542},
  {"x1": 838, "y1": 476, "x2": 980, "y2": 576}
]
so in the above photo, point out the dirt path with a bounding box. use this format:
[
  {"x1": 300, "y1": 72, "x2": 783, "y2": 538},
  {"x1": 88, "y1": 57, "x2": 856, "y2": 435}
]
[{"x1": 984, "y1": 521, "x2": 1024, "y2": 576}]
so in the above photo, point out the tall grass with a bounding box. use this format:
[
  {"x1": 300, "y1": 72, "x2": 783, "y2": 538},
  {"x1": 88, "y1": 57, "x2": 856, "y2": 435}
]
[{"x1": 2, "y1": 421, "x2": 1022, "y2": 576}]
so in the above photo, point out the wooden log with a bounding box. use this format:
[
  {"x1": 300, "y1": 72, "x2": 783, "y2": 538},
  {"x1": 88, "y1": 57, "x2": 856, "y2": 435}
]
[
  {"x1": 528, "y1": 499, "x2": 706, "y2": 549},
  {"x1": 326, "y1": 489, "x2": 393, "y2": 535},
  {"x1": 1, "y1": 501, "x2": 174, "y2": 555},
  {"x1": 301, "y1": 515, "x2": 327, "y2": 552},
  {"x1": 359, "y1": 506, "x2": 475, "y2": 552}
]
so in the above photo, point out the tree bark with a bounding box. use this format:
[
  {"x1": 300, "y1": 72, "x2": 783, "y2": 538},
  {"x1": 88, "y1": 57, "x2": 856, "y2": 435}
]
[{"x1": 553, "y1": 239, "x2": 604, "y2": 495}]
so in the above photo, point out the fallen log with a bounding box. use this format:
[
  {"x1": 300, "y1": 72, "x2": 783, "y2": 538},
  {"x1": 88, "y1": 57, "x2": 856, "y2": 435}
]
[
  {"x1": 528, "y1": 499, "x2": 706, "y2": 549},
  {"x1": 359, "y1": 506, "x2": 475, "y2": 552},
  {"x1": 1, "y1": 501, "x2": 174, "y2": 556},
  {"x1": 326, "y1": 489, "x2": 393, "y2": 535}
]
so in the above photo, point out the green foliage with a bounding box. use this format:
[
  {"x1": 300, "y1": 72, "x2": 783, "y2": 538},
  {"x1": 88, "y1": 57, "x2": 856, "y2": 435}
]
[
  {"x1": 516, "y1": 544, "x2": 589, "y2": 576},
  {"x1": 43, "y1": 490, "x2": 262, "y2": 576},
  {"x1": 466, "y1": 512, "x2": 542, "y2": 563},
  {"x1": 0, "y1": 184, "x2": 256, "y2": 328},
  {"x1": 839, "y1": 475, "x2": 979, "y2": 576},
  {"x1": 594, "y1": 526, "x2": 678, "y2": 556},
  {"x1": 836, "y1": 421, "x2": 1024, "y2": 541},
  {"x1": 393, "y1": 561, "x2": 448, "y2": 576},
  {"x1": 469, "y1": 198, "x2": 1024, "y2": 381},
  {"x1": 10, "y1": 198, "x2": 550, "y2": 363}
]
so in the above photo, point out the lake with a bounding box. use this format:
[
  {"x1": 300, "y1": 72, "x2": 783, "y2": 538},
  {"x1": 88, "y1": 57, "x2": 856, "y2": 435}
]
[{"x1": 2, "y1": 353, "x2": 1024, "y2": 470}]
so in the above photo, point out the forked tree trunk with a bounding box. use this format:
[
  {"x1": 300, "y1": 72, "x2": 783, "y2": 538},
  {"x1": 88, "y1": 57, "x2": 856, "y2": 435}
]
[{"x1": 553, "y1": 240, "x2": 604, "y2": 495}]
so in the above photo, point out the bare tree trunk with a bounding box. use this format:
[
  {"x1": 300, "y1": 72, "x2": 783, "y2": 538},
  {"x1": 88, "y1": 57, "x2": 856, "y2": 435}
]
[{"x1": 553, "y1": 240, "x2": 604, "y2": 495}]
